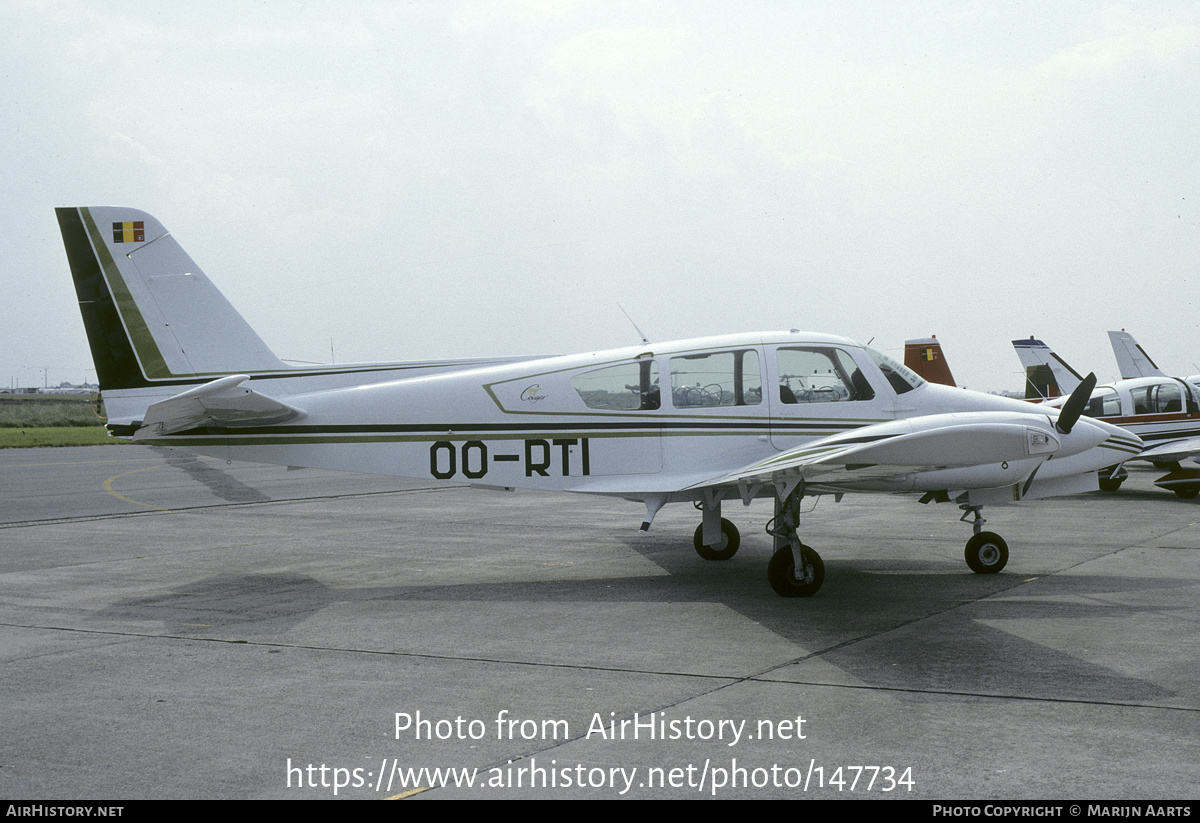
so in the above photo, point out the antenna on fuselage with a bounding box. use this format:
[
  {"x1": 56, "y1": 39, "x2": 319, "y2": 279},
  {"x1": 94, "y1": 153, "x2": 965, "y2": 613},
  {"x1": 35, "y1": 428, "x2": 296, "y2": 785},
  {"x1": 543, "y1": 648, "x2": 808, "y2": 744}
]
[{"x1": 617, "y1": 303, "x2": 651, "y2": 345}]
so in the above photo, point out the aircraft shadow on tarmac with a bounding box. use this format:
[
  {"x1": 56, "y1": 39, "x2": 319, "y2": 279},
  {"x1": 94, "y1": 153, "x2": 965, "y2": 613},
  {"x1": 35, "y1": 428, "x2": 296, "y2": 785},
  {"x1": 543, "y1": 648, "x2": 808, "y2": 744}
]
[
  {"x1": 163, "y1": 455, "x2": 274, "y2": 504},
  {"x1": 97, "y1": 532, "x2": 1179, "y2": 707}
]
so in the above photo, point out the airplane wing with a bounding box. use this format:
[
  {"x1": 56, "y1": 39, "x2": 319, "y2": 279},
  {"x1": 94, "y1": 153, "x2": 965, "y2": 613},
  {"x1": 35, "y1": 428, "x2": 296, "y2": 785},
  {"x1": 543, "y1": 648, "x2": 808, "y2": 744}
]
[
  {"x1": 682, "y1": 412, "x2": 1061, "y2": 497},
  {"x1": 134, "y1": 374, "x2": 306, "y2": 438},
  {"x1": 1136, "y1": 438, "x2": 1200, "y2": 465},
  {"x1": 1108, "y1": 331, "x2": 1166, "y2": 380}
]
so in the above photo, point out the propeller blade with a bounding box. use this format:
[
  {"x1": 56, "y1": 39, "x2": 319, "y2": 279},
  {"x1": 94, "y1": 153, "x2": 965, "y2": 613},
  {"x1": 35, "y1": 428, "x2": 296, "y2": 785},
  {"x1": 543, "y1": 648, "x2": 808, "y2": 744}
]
[{"x1": 1056, "y1": 372, "x2": 1097, "y2": 434}]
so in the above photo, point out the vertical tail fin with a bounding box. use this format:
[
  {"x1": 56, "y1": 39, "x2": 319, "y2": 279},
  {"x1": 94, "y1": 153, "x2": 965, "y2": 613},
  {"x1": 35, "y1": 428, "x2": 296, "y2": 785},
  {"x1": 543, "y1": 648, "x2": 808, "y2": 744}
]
[
  {"x1": 1108, "y1": 330, "x2": 1166, "y2": 380},
  {"x1": 56, "y1": 206, "x2": 288, "y2": 391},
  {"x1": 1012, "y1": 337, "x2": 1081, "y2": 400},
  {"x1": 904, "y1": 336, "x2": 956, "y2": 387}
]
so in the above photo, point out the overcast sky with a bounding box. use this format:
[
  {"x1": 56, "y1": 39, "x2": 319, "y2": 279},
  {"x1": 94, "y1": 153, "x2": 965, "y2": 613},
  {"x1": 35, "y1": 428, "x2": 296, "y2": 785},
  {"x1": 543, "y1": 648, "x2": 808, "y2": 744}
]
[{"x1": 4, "y1": 1, "x2": 1198, "y2": 392}]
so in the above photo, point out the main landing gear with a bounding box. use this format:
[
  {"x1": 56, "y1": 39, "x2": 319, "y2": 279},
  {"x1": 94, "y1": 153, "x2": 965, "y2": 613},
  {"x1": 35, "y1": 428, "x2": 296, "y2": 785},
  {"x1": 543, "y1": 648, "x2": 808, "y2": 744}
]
[
  {"x1": 692, "y1": 495, "x2": 742, "y2": 560},
  {"x1": 693, "y1": 518, "x2": 740, "y2": 560},
  {"x1": 1098, "y1": 465, "x2": 1127, "y2": 492},
  {"x1": 764, "y1": 487, "x2": 825, "y2": 597},
  {"x1": 692, "y1": 491, "x2": 823, "y2": 596},
  {"x1": 960, "y1": 504, "x2": 1008, "y2": 574},
  {"x1": 1152, "y1": 464, "x2": 1200, "y2": 499}
]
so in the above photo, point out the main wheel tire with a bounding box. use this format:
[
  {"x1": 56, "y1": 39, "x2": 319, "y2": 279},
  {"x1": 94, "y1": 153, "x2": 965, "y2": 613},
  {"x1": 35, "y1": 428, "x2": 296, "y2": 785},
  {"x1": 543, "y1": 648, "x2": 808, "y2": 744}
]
[
  {"x1": 1098, "y1": 477, "x2": 1124, "y2": 492},
  {"x1": 693, "y1": 518, "x2": 740, "y2": 560},
  {"x1": 767, "y1": 545, "x2": 825, "y2": 597},
  {"x1": 1174, "y1": 486, "x2": 1200, "y2": 500},
  {"x1": 964, "y1": 531, "x2": 1009, "y2": 574}
]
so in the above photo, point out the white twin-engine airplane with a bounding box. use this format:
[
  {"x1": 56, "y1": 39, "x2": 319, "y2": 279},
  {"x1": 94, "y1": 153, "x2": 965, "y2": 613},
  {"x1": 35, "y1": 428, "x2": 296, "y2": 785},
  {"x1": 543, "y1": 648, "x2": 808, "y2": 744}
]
[{"x1": 57, "y1": 207, "x2": 1142, "y2": 597}]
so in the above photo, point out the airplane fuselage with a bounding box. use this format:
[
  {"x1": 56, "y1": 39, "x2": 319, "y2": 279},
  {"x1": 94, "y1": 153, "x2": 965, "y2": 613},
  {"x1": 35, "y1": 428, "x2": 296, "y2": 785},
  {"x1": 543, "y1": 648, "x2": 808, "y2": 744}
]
[
  {"x1": 1080, "y1": 375, "x2": 1200, "y2": 444},
  {"x1": 126, "y1": 331, "x2": 1130, "y2": 506}
]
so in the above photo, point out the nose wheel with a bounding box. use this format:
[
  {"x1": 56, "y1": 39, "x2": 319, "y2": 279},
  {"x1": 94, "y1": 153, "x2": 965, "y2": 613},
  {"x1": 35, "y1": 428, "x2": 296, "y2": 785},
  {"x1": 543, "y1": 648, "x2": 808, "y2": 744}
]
[
  {"x1": 964, "y1": 531, "x2": 1008, "y2": 573},
  {"x1": 960, "y1": 504, "x2": 1008, "y2": 574}
]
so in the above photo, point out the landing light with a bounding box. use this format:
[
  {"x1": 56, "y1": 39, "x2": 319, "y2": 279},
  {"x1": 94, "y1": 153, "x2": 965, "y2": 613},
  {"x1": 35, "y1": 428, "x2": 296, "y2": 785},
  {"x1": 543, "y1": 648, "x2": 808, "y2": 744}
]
[{"x1": 1027, "y1": 429, "x2": 1057, "y2": 455}]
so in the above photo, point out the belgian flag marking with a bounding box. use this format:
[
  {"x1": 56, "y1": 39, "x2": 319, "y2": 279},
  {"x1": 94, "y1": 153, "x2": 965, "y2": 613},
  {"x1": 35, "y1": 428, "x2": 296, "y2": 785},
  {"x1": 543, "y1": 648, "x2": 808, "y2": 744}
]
[{"x1": 112, "y1": 221, "x2": 145, "y2": 243}]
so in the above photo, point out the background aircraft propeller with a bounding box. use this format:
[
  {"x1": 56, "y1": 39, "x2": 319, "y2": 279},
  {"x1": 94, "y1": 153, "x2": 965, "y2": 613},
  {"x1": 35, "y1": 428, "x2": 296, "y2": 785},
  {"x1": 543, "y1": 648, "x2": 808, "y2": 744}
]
[{"x1": 1056, "y1": 372, "x2": 1097, "y2": 434}]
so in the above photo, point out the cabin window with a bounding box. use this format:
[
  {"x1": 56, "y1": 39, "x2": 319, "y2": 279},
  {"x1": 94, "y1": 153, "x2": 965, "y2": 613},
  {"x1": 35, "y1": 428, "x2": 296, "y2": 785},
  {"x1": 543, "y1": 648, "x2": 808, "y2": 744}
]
[
  {"x1": 1082, "y1": 387, "x2": 1120, "y2": 418},
  {"x1": 864, "y1": 346, "x2": 923, "y2": 394},
  {"x1": 572, "y1": 360, "x2": 660, "y2": 410},
  {"x1": 669, "y1": 350, "x2": 762, "y2": 407},
  {"x1": 777, "y1": 347, "x2": 875, "y2": 404},
  {"x1": 1131, "y1": 383, "x2": 1183, "y2": 415}
]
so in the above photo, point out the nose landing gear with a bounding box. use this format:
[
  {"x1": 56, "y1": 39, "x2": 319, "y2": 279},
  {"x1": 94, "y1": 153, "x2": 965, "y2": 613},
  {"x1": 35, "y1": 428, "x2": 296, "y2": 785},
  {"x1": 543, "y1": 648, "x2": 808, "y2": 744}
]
[{"x1": 960, "y1": 504, "x2": 1008, "y2": 574}]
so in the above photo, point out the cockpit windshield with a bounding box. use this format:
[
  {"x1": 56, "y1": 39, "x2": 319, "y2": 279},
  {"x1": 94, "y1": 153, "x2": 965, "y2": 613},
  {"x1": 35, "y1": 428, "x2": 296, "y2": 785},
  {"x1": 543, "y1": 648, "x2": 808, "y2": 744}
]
[{"x1": 865, "y1": 347, "x2": 924, "y2": 394}]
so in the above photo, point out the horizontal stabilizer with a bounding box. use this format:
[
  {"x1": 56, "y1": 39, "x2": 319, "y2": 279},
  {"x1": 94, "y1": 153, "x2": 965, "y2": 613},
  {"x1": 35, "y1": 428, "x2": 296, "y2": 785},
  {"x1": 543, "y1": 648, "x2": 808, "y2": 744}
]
[{"x1": 135, "y1": 374, "x2": 305, "y2": 438}]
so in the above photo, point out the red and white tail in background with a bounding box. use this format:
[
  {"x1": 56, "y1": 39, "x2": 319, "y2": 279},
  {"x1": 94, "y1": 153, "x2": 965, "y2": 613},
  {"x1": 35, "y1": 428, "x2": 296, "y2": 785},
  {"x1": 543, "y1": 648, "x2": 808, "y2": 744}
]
[{"x1": 904, "y1": 336, "x2": 956, "y2": 387}]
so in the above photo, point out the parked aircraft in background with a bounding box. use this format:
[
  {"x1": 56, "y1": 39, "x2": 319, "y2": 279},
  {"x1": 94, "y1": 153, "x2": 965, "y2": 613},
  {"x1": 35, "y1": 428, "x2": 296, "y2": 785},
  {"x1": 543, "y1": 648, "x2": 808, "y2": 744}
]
[
  {"x1": 904, "y1": 336, "x2": 957, "y2": 387},
  {"x1": 1109, "y1": 330, "x2": 1167, "y2": 380},
  {"x1": 1108, "y1": 330, "x2": 1200, "y2": 394},
  {"x1": 57, "y1": 206, "x2": 1142, "y2": 596},
  {"x1": 1013, "y1": 337, "x2": 1084, "y2": 400},
  {"x1": 904, "y1": 334, "x2": 1200, "y2": 498},
  {"x1": 1002, "y1": 337, "x2": 1200, "y2": 498}
]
